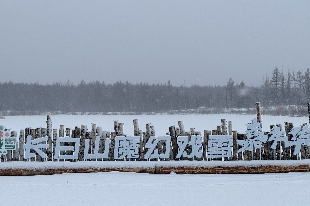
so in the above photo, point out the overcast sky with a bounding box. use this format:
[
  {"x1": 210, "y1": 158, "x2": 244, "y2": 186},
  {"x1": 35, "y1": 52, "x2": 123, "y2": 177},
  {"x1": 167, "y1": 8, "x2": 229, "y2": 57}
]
[{"x1": 1, "y1": 1, "x2": 310, "y2": 86}]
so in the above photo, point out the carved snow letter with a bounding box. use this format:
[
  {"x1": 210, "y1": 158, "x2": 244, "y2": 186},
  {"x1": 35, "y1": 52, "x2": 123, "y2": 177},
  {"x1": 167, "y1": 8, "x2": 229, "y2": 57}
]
[
  {"x1": 176, "y1": 135, "x2": 203, "y2": 159},
  {"x1": 114, "y1": 136, "x2": 140, "y2": 159},
  {"x1": 84, "y1": 136, "x2": 110, "y2": 160},
  {"x1": 24, "y1": 135, "x2": 49, "y2": 159},
  {"x1": 144, "y1": 136, "x2": 171, "y2": 159},
  {"x1": 54, "y1": 137, "x2": 80, "y2": 160},
  {"x1": 207, "y1": 135, "x2": 233, "y2": 158}
]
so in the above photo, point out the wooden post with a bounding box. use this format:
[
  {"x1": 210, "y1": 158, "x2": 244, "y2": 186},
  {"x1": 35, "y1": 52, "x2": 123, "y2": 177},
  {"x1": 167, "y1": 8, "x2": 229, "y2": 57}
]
[
  {"x1": 178, "y1": 121, "x2": 185, "y2": 136},
  {"x1": 19, "y1": 129, "x2": 24, "y2": 161},
  {"x1": 109, "y1": 121, "x2": 118, "y2": 161},
  {"x1": 256, "y1": 102, "x2": 261, "y2": 123},
  {"x1": 24, "y1": 128, "x2": 30, "y2": 161},
  {"x1": 232, "y1": 131, "x2": 238, "y2": 160},
  {"x1": 203, "y1": 130, "x2": 210, "y2": 160},
  {"x1": 91, "y1": 124, "x2": 96, "y2": 154},
  {"x1": 221, "y1": 119, "x2": 227, "y2": 135},
  {"x1": 52, "y1": 129, "x2": 57, "y2": 161},
  {"x1": 133, "y1": 119, "x2": 140, "y2": 136},
  {"x1": 308, "y1": 103, "x2": 310, "y2": 124},
  {"x1": 216, "y1": 126, "x2": 221, "y2": 135},
  {"x1": 288, "y1": 123, "x2": 295, "y2": 160},
  {"x1": 169, "y1": 126, "x2": 177, "y2": 160},
  {"x1": 36, "y1": 128, "x2": 42, "y2": 162},
  {"x1": 59, "y1": 125, "x2": 64, "y2": 137},
  {"x1": 118, "y1": 123, "x2": 124, "y2": 136},
  {"x1": 228, "y1": 121, "x2": 232, "y2": 135},
  {"x1": 80, "y1": 125, "x2": 87, "y2": 161}
]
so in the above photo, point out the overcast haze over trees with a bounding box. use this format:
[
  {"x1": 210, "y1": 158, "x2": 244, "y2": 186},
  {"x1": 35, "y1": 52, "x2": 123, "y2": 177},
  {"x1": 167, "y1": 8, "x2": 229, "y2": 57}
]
[
  {"x1": 1, "y1": 68, "x2": 310, "y2": 115},
  {"x1": 1, "y1": 1, "x2": 310, "y2": 87}
]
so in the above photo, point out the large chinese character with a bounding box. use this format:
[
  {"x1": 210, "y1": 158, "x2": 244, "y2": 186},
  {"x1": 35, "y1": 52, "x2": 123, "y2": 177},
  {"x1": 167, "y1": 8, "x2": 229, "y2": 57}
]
[
  {"x1": 176, "y1": 135, "x2": 202, "y2": 159},
  {"x1": 24, "y1": 135, "x2": 49, "y2": 159},
  {"x1": 237, "y1": 118, "x2": 268, "y2": 153},
  {"x1": 288, "y1": 124, "x2": 310, "y2": 155},
  {"x1": 207, "y1": 135, "x2": 233, "y2": 158},
  {"x1": 114, "y1": 136, "x2": 140, "y2": 159},
  {"x1": 269, "y1": 126, "x2": 289, "y2": 149},
  {"x1": 54, "y1": 137, "x2": 80, "y2": 160},
  {"x1": 144, "y1": 136, "x2": 171, "y2": 159},
  {"x1": 84, "y1": 136, "x2": 110, "y2": 160}
]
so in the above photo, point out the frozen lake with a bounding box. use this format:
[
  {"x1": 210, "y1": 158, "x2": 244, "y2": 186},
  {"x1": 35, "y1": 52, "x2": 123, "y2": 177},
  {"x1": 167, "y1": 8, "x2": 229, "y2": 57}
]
[
  {"x1": 0, "y1": 114, "x2": 308, "y2": 135},
  {"x1": 1, "y1": 171, "x2": 308, "y2": 206},
  {"x1": 0, "y1": 114, "x2": 309, "y2": 205}
]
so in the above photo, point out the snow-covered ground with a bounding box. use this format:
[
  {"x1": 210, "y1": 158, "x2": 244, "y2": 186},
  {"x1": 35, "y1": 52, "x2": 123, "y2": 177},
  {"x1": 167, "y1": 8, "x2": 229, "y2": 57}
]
[
  {"x1": 1, "y1": 171, "x2": 308, "y2": 206},
  {"x1": 1, "y1": 114, "x2": 308, "y2": 135}
]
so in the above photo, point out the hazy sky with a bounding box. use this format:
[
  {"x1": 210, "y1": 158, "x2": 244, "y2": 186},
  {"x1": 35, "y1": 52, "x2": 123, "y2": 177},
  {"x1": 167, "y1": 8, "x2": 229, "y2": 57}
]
[{"x1": 1, "y1": 1, "x2": 310, "y2": 86}]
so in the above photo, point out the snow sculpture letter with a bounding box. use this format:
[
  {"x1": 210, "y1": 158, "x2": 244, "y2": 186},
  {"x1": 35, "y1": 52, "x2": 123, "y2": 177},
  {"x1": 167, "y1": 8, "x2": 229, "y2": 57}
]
[
  {"x1": 24, "y1": 135, "x2": 49, "y2": 159},
  {"x1": 237, "y1": 118, "x2": 268, "y2": 153},
  {"x1": 176, "y1": 135, "x2": 203, "y2": 159},
  {"x1": 288, "y1": 124, "x2": 310, "y2": 155},
  {"x1": 144, "y1": 136, "x2": 171, "y2": 159},
  {"x1": 84, "y1": 136, "x2": 110, "y2": 160},
  {"x1": 207, "y1": 135, "x2": 233, "y2": 158},
  {"x1": 54, "y1": 137, "x2": 80, "y2": 160},
  {"x1": 114, "y1": 136, "x2": 140, "y2": 159}
]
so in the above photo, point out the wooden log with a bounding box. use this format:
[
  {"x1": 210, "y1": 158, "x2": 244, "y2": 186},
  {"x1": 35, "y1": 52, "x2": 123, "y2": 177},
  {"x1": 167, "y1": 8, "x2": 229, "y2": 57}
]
[
  {"x1": 203, "y1": 130, "x2": 210, "y2": 160},
  {"x1": 59, "y1": 125, "x2": 64, "y2": 137},
  {"x1": 216, "y1": 126, "x2": 221, "y2": 135},
  {"x1": 79, "y1": 125, "x2": 87, "y2": 161},
  {"x1": 228, "y1": 121, "x2": 232, "y2": 135},
  {"x1": 57, "y1": 125, "x2": 64, "y2": 161},
  {"x1": 221, "y1": 119, "x2": 227, "y2": 135},
  {"x1": 288, "y1": 123, "x2": 295, "y2": 160},
  {"x1": 91, "y1": 124, "x2": 96, "y2": 154},
  {"x1": 11, "y1": 131, "x2": 18, "y2": 161},
  {"x1": 118, "y1": 123, "x2": 124, "y2": 136},
  {"x1": 52, "y1": 129, "x2": 57, "y2": 161},
  {"x1": 109, "y1": 121, "x2": 118, "y2": 161},
  {"x1": 46, "y1": 113, "x2": 52, "y2": 161},
  {"x1": 178, "y1": 121, "x2": 185, "y2": 136},
  {"x1": 24, "y1": 128, "x2": 31, "y2": 161},
  {"x1": 30, "y1": 129, "x2": 36, "y2": 161},
  {"x1": 36, "y1": 128, "x2": 42, "y2": 162},
  {"x1": 46, "y1": 113, "x2": 52, "y2": 140},
  {"x1": 308, "y1": 103, "x2": 310, "y2": 124},
  {"x1": 232, "y1": 131, "x2": 238, "y2": 160},
  {"x1": 256, "y1": 102, "x2": 261, "y2": 123},
  {"x1": 169, "y1": 126, "x2": 177, "y2": 160},
  {"x1": 150, "y1": 125, "x2": 155, "y2": 136},
  {"x1": 18, "y1": 130, "x2": 24, "y2": 161},
  {"x1": 133, "y1": 119, "x2": 140, "y2": 136},
  {"x1": 114, "y1": 121, "x2": 119, "y2": 135},
  {"x1": 109, "y1": 131, "x2": 116, "y2": 161}
]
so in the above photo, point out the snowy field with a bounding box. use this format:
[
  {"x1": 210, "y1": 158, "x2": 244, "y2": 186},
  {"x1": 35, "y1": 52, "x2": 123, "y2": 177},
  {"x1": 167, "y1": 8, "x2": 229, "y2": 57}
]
[
  {"x1": 1, "y1": 114, "x2": 309, "y2": 206},
  {"x1": 1, "y1": 114, "x2": 308, "y2": 135},
  {"x1": 0, "y1": 171, "x2": 308, "y2": 206}
]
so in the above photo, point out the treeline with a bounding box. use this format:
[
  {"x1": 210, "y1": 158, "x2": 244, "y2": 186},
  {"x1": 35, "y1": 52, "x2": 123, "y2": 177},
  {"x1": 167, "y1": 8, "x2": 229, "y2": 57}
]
[{"x1": 0, "y1": 68, "x2": 310, "y2": 115}]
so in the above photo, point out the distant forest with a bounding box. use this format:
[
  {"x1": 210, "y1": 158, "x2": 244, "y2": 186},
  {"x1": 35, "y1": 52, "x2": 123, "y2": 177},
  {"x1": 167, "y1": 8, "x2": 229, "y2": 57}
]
[{"x1": 1, "y1": 67, "x2": 310, "y2": 116}]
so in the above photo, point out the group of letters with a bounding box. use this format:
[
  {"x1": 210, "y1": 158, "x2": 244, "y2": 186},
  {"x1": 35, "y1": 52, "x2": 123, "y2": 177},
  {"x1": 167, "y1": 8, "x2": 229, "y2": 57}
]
[{"x1": 1, "y1": 117, "x2": 310, "y2": 160}]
